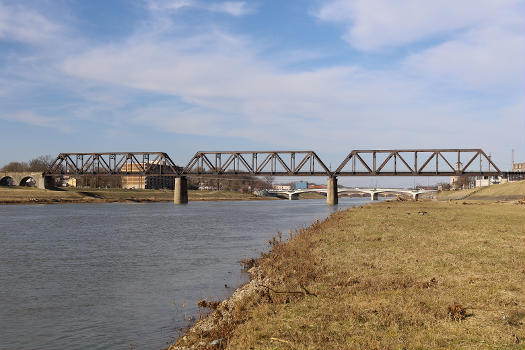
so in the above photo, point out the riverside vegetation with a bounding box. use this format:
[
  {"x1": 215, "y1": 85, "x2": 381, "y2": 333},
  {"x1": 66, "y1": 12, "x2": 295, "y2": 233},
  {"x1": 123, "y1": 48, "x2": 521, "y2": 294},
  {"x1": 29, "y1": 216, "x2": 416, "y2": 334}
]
[
  {"x1": 0, "y1": 187, "x2": 269, "y2": 204},
  {"x1": 171, "y1": 181, "x2": 525, "y2": 349}
]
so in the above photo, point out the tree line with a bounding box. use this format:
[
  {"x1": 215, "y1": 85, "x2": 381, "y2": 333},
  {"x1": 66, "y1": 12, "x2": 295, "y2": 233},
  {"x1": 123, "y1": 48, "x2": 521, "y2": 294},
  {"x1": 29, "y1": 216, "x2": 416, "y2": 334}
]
[{"x1": 1, "y1": 155, "x2": 55, "y2": 172}]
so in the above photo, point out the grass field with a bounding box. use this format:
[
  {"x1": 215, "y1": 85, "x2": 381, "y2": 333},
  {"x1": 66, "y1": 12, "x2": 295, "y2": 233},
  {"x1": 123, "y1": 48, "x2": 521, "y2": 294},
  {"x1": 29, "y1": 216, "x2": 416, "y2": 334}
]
[
  {"x1": 0, "y1": 186, "x2": 264, "y2": 204},
  {"x1": 437, "y1": 180, "x2": 525, "y2": 201},
  {"x1": 173, "y1": 199, "x2": 525, "y2": 349}
]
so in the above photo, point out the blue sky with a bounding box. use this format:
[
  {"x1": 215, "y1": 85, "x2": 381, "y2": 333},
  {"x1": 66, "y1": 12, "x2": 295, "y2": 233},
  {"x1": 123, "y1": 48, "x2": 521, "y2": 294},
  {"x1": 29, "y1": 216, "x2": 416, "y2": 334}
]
[{"x1": 0, "y1": 0, "x2": 524, "y2": 185}]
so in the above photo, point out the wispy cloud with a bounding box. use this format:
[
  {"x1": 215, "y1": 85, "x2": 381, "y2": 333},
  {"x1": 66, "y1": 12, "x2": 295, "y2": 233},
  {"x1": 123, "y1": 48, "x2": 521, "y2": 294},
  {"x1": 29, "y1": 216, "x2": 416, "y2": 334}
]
[
  {"x1": 0, "y1": 1, "x2": 62, "y2": 44},
  {"x1": 404, "y1": 26, "x2": 525, "y2": 93},
  {"x1": 0, "y1": 0, "x2": 522, "y2": 169},
  {"x1": 316, "y1": 0, "x2": 525, "y2": 95},
  {"x1": 59, "y1": 24, "x2": 522, "y2": 156},
  {"x1": 147, "y1": 0, "x2": 252, "y2": 16},
  {"x1": 316, "y1": 0, "x2": 523, "y2": 51},
  {"x1": 0, "y1": 111, "x2": 71, "y2": 132}
]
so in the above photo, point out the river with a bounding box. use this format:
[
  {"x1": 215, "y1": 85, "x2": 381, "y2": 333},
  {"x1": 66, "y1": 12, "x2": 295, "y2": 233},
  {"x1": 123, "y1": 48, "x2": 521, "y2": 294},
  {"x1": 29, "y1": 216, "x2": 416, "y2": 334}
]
[{"x1": 0, "y1": 198, "x2": 370, "y2": 349}]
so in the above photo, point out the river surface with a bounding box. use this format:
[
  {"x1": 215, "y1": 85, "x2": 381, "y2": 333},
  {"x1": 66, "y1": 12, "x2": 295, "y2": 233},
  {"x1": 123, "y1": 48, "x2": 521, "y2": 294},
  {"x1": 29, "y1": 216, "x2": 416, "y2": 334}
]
[{"x1": 0, "y1": 198, "x2": 371, "y2": 349}]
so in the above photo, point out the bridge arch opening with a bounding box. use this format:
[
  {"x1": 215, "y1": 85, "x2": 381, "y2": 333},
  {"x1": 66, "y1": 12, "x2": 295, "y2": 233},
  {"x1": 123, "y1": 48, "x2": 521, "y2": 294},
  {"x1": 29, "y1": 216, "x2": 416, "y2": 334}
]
[
  {"x1": 20, "y1": 176, "x2": 36, "y2": 187},
  {"x1": 0, "y1": 176, "x2": 14, "y2": 186}
]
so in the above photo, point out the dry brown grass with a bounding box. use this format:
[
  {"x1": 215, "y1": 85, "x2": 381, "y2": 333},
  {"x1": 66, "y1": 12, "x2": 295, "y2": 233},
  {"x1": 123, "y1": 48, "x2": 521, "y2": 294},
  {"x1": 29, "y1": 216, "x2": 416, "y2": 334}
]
[
  {"x1": 173, "y1": 200, "x2": 525, "y2": 350},
  {"x1": 438, "y1": 181, "x2": 525, "y2": 201}
]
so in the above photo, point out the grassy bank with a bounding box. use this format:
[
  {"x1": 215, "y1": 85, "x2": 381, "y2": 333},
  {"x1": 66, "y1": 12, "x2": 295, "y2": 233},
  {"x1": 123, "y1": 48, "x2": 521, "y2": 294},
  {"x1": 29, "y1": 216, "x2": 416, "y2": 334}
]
[
  {"x1": 172, "y1": 199, "x2": 524, "y2": 349},
  {"x1": 437, "y1": 180, "x2": 525, "y2": 201},
  {"x1": 0, "y1": 187, "x2": 268, "y2": 204}
]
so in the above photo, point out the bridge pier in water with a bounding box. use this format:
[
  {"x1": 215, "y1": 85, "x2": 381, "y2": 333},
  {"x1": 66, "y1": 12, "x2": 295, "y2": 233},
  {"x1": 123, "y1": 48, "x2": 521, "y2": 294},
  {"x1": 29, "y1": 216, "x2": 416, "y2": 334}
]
[
  {"x1": 288, "y1": 193, "x2": 299, "y2": 200},
  {"x1": 327, "y1": 176, "x2": 338, "y2": 205},
  {"x1": 174, "y1": 176, "x2": 188, "y2": 204},
  {"x1": 370, "y1": 192, "x2": 379, "y2": 201}
]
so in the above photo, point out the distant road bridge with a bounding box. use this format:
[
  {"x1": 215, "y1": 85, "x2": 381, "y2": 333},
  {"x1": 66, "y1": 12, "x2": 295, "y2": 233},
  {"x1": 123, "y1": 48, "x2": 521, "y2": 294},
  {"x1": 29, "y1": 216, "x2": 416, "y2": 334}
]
[
  {"x1": 268, "y1": 187, "x2": 434, "y2": 201},
  {"x1": 33, "y1": 148, "x2": 501, "y2": 205}
]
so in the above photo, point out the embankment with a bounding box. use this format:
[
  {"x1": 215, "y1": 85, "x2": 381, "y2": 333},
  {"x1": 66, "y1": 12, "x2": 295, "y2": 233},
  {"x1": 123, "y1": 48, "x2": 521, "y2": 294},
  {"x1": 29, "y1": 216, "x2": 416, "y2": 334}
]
[
  {"x1": 171, "y1": 197, "x2": 525, "y2": 349},
  {"x1": 0, "y1": 187, "x2": 272, "y2": 205},
  {"x1": 437, "y1": 180, "x2": 525, "y2": 201}
]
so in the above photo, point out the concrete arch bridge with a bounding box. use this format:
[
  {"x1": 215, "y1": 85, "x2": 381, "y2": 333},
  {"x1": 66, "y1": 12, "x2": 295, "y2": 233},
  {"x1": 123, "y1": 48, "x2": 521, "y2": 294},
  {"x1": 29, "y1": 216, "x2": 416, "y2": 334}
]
[
  {"x1": 268, "y1": 187, "x2": 433, "y2": 201},
  {"x1": 0, "y1": 172, "x2": 53, "y2": 189}
]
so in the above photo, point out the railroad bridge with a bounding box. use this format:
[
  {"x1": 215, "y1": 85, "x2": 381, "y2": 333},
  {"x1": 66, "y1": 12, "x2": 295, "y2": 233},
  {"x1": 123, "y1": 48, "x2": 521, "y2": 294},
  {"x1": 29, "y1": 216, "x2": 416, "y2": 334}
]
[{"x1": 36, "y1": 149, "x2": 501, "y2": 205}]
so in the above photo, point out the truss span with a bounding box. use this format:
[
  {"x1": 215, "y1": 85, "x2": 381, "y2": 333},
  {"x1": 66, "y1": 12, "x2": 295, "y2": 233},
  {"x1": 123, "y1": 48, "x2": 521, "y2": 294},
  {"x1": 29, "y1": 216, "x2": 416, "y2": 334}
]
[
  {"x1": 334, "y1": 149, "x2": 500, "y2": 176},
  {"x1": 183, "y1": 151, "x2": 331, "y2": 176},
  {"x1": 45, "y1": 152, "x2": 181, "y2": 176}
]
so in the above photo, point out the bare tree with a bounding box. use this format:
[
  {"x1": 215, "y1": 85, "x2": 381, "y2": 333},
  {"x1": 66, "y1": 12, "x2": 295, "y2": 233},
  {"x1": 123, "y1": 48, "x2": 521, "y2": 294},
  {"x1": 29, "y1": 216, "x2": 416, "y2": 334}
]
[
  {"x1": 28, "y1": 155, "x2": 54, "y2": 171},
  {"x1": 1, "y1": 155, "x2": 55, "y2": 172},
  {"x1": 1, "y1": 162, "x2": 30, "y2": 172},
  {"x1": 262, "y1": 176, "x2": 274, "y2": 189}
]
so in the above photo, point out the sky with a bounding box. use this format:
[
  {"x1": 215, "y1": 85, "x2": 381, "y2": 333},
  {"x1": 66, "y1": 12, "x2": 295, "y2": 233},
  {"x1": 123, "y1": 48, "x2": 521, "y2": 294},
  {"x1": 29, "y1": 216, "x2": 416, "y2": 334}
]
[{"x1": 0, "y1": 0, "x2": 523, "y2": 186}]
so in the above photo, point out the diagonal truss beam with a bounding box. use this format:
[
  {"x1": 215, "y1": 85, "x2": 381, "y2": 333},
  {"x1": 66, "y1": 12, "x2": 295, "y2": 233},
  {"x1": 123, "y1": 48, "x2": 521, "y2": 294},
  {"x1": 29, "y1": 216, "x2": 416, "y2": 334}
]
[
  {"x1": 44, "y1": 152, "x2": 181, "y2": 176},
  {"x1": 183, "y1": 151, "x2": 331, "y2": 176},
  {"x1": 335, "y1": 149, "x2": 501, "y2": 176}
]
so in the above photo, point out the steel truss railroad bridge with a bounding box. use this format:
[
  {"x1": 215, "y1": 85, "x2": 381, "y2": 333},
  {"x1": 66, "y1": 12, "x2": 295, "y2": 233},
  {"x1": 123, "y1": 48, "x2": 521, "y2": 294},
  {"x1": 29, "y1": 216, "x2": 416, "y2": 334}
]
[{"x1": 40, "y1": 149, "x2": 500, "y2": 205}]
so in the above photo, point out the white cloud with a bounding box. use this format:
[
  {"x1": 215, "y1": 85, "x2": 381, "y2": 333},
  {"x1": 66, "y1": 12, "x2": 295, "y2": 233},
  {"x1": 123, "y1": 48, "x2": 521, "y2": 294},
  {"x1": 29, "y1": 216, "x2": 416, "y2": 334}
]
[
  {"x1": 316, "y1": 0, "x2": 523, "y2": 51},
  {"x1": 207, "y1": 2, "x2": 251, "y2": 16},
  {"x1": 1, "y1": 0, "x2": 522, "y2": 170},
  {"x1": 0, "y1": 2, "x2": 61, "y2": 44},
  {"x1": 404, "y1": 26, "x2": 525, "y2": 92},
  {"x1": 59, "y1": 27, "x2": 524, "y2": 161},
  {"x1": 0, "y1": 111, "x2": 71, "y2": 132},
  {"x1": 147, "y1": 0, "x2": 252, "y2": 16},
  {"x1": 316, "y1": 0, "x2": 525, "y2": 95}
]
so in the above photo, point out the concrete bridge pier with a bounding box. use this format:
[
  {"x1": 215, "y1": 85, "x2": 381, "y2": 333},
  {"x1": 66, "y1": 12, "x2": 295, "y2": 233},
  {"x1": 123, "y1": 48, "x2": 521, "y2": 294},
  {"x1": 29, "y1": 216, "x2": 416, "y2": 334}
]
[
  {"x1": 412, "y1": 192, "x2": 420, "y2": 201},
  {"x1": 288, "y1": 193, "x2": 299, "y2": 200},
  {"x1": 370, "y1": 192, "x2": 379, "y2": 201},
  {"x1": 327, "y1": 176, "x2": 338, "y2": 205},
  {"x1": 174, "y1": 176, "x2": 188, "y2": 204},
  {"x1": 44, "y1": 176, "x2": 55, "y2": 189}
]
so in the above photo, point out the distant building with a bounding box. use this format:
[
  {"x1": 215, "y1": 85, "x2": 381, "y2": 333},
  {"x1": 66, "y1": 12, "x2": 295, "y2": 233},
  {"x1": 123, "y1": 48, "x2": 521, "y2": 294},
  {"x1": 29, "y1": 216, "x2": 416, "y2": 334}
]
[
  {"x1": 121, "y1": 162, "x2": 175, "y2": 189},
  {"x1": 512, "y1": 162, "x2": 525, "y2": 172},
  {"x1": 121, "y1": 162, "x2": 146, "y2": 189},
  {"x1": 474, "y1": 175, "x2": 500, "y2": 187},
  {"x1": 62, "y1": 177, "x2": 76, "y2": 187},
  {"x1": 308, "y1": 183, "x2": 326, "y2": 189},
  {"x1": 295, "y1": 181, "x2": 308, "y2": 190},
  {"x1": 273, "y1": 184, "x2": 292, "y2": 190}
]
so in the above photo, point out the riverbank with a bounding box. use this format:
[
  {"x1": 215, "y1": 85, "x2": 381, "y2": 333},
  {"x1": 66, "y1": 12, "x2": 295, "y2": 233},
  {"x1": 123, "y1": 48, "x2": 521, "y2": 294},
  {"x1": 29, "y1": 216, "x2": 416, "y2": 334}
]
[
  {"x1": 171, "y1": 196, "x2": 524, "y2": 349},
  {"x1": 437, "y1": 180, "x2": 525, "y2": 201},
  {"x1": 0, "y1": 187, "x2": 274, "y2": 205}
]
